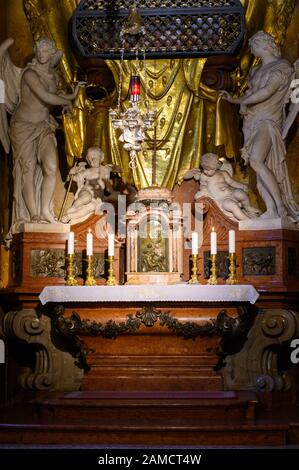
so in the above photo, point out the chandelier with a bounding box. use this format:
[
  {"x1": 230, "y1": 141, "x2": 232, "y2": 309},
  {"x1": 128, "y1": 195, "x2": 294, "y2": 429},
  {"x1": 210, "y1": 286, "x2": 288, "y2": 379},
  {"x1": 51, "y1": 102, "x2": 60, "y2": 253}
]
[{"x1": 109, "y1": 5, "x2": 155, "y2": 171}]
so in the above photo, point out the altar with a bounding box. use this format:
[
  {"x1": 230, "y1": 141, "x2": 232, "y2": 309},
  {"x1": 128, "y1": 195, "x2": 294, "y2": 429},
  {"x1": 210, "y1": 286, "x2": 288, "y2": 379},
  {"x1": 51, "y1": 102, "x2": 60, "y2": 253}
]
[
  {"x1": 39, "y1": 284, "x2": 259, "y2": 305},
  {"x1": 33, "y1": 284, "x2": 259, "y2": 392},
  {"x1": 1, "y1": 0, "x2": 299, "y2": 448}
]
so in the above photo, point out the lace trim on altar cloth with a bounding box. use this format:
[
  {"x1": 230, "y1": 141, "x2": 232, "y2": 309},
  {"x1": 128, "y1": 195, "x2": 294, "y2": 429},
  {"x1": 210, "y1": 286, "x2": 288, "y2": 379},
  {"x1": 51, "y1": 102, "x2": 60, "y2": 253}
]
[{"x1": 39, "y1": 284, "x2": 259, "y2": 305}]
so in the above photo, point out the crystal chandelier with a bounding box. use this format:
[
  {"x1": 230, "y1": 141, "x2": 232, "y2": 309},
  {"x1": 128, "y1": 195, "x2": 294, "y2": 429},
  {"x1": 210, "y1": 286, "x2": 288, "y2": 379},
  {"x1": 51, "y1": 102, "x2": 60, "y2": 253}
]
[{"x1": 109, "y1": 5, "x2": 155, "y2": 171}]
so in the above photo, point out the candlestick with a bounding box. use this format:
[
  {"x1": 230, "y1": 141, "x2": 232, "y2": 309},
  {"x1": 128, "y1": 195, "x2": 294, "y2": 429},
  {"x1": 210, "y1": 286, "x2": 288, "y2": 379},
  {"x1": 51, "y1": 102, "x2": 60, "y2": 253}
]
[
  {"x1": 87, "y1": 229, "x2": 93, "y2": 256},
  {"x1": 65, "y1": 253, "x2": 78, "y2": 286},
  {"x1": 226, "y1": 253, "x2": 238, "y2": 285},
  {"x1": 108, "y1": 233, "x2": 115, "y2": 257},
  {"x1": 107, "y1": 256, "x2": 117, "y2": 286},
  {"x1": 208, "y1": 254, "x2": 218, "y2": 285},
  {"x1": 67, "y1": 231, "x2": 74, "y2": 255},
  {"x1": 188, "y1": 254, "x2": 200, "y2": 284},
  {"x1": 210, "y1": 228, "x2": 217, "y2": 255},
  {"x1": 228, "y1": 229, "x2": 235, "y2": 253},
  {"x1": 85, "y1": 255, "x2": 96, "y2": 286},
  {"x1": 191, "y1": 232, "x2": 198, "y2": 255}
]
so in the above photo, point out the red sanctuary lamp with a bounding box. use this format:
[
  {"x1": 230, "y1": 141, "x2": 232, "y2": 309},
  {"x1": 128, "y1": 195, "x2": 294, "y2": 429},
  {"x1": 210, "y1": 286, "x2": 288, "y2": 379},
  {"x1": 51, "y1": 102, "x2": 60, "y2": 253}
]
[{"x1": 130, "y1": 75, "x2": 141, "y2": 102}]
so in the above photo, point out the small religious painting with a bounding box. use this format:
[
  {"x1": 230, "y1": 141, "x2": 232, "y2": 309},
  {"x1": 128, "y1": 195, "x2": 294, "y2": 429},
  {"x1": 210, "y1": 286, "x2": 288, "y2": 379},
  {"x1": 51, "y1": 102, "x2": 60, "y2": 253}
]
[{"x1": 138, "y1": 219, "x2": 168, "y2": 272}]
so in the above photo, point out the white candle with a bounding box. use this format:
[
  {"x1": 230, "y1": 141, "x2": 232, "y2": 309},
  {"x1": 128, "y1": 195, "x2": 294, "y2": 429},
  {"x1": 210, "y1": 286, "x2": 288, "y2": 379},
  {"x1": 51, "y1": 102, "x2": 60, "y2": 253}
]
[
  {"x1": 210, "y1": 227, "x2": 217, "y2": 255},
  {"x1": 108, "y1": 233, "x2": 115, "y2": 257},
  {"x1": 191, "y1": 232, "x2": 198, "y2": 255},
  {"x1": 67, "y1": 231, "x2": 74, "y2": 255},
  {"x1": 229, "y1": 229, "x2": 236, "y2": 253},
  {"x1": 86, "y1": 229, "x2": 93, "y2": 256}
]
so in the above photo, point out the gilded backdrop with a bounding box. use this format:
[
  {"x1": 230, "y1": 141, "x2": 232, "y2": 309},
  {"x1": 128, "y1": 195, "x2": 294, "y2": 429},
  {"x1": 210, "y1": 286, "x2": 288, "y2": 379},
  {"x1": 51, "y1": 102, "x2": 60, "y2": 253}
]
[
  {"x1": 0, "y1": 0, "x2": 295, "y2": 189},
  {"x1": 0, "y1": 0, "x2": 297, "y2": 189}
]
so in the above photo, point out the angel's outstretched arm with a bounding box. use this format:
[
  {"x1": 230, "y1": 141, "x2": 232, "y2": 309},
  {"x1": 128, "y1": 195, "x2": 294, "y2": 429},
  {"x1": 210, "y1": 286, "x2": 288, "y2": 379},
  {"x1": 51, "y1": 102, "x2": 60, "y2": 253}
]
[{"x1": 24, "y1": 69, "x2": 72, "y2": 107}]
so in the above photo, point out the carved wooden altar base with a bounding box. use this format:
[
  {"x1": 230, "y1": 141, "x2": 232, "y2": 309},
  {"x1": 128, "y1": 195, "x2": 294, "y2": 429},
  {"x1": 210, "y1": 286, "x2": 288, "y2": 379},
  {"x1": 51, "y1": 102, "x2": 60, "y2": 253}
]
[
  {"x1": 8, "y1": 214, "x2": 125, "y2": 289},
  {"x1": 55, "y1": 301, "x2": 230, "y2": 391},
  {"x1": 185, "y1": 197, "x2": 299, "y2": 292}
]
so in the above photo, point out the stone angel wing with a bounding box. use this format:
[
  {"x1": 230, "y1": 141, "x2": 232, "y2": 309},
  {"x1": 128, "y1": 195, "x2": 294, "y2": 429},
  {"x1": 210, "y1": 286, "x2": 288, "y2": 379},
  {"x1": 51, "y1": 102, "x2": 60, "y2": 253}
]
[
  {"x1": 0, "y1": 38, "x2": 23, "y2": 154},
  {"x1": 219, "y1": 159, "x2": 233, "y2": 177},
  {"x1": 282, "y1": 59, "x2": 299, "y2": 140}
]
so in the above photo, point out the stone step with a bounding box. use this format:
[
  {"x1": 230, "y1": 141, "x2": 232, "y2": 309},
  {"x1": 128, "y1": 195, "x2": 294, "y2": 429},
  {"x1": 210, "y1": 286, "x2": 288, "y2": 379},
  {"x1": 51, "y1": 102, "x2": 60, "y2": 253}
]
[
  {"x1": 32, "y1": 391, "x2": 257, "y2": 425},
  {"x1": 0, "y1": 422, "x2": 288, "y2": 446}
]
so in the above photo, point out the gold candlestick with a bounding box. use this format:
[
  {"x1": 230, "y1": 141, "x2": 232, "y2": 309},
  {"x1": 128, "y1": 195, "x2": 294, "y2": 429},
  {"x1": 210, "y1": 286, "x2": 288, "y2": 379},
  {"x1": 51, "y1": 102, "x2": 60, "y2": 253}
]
[
  {"x1": 85, "y1": 255, "x2": 96, "y2": 286},
  {"x1": 188, "y1": 254, "x2": 200, "y2": 284},
  {"x1": 226, "y1": 252, "x2": 238, "y2": 285},
  {"x1": 208, "y1": 253, "x2": 218, "y2": 285},
  {"x1": 107, "y1": 255, "x2": 117, "y2": 286},
  {"x1": 65, "y1": 253, "x2": 78, "y2": 286}
]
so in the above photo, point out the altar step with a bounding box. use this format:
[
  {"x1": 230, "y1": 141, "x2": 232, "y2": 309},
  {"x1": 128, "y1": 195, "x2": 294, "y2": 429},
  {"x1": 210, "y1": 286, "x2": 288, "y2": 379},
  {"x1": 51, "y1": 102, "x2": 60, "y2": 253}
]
[
  {"x1": 0, "y1": 391, "x2": 290, "y2": 445},
  {"x1": 289, "y1": 423, "x2": 299, "y2": 444},
  {"x1": 0, "y1": 422, "x2": 288, "y2": 446},
  {"x1": 32, "y1": 390, "x2": 257, "y2": 425}
]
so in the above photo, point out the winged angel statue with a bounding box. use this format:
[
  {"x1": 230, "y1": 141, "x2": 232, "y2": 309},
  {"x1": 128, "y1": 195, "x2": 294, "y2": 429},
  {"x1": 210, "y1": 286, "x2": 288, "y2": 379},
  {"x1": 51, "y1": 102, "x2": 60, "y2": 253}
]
[
  {"x1": 220, "y1": 31, "x2": 299, "y2": 223},
  {"x1": 0, "y1": 37, "x2": 84, "y2": 237}
]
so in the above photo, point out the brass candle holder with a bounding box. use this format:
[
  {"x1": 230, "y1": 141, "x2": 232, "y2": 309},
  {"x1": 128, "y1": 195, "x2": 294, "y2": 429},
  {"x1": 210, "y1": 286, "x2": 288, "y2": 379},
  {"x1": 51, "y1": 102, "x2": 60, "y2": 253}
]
[
  {"x1": 85, "y1": 255, "x2": 96, "y2": 286},
  {"x1": 65, "y1": 253, "x2": 78, "y2": 286},
  {"x1": 188, "y1": 254, "x2": 200, "y2": 284},
  {"x1": 107, "y1": 255, "x2": 117, "y2": 286},
  {"x1": 226, "y1": 252, "x2": 238, "y2": 285},
  {"x1": 208, "y1": 253, "x2": 218, "y2": 285}
]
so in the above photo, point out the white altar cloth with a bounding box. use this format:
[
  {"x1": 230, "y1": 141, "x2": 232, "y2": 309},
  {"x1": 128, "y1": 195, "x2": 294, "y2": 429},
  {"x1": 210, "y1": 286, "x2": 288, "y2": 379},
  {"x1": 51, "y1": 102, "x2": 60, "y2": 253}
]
[{"x1": 39, "y1": 284, "x2": 259, "y2": 305}]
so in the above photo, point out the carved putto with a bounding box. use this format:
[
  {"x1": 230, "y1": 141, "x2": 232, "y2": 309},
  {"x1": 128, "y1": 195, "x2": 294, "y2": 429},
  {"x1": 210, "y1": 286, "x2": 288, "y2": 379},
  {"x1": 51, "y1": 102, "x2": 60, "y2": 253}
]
[
  {"x1": 184, "y1": 153, "x2": 259, "y2": 222},
  {"x1": 61, "y1": 147, "x2": 121, "y2": 225}
]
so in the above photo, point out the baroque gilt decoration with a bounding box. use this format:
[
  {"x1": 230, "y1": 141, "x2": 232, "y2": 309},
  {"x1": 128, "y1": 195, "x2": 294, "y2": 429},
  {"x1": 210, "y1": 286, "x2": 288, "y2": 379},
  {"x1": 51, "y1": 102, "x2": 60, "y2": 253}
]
[
  {"x1": 242, "y1": 247, "x2": 276, "y2": 277},
  {"x1": 15, "y1": 1, "x2": 297, "y2": 190},
  {"x1": 21, "y1": 0, "x2": 241, "y2": 191},
  {"x1": 72, "y1": 1, "x2": 245, "y2": 59},
  {"x1": 204, "y1": 250, "x2": 229, "y2": 280},
  {"x1": 30, "y1": 250, "x2": 105, "y2": 279},
  {"x1": 51, "y1": 303, "x2": 255, "y2": 344}
]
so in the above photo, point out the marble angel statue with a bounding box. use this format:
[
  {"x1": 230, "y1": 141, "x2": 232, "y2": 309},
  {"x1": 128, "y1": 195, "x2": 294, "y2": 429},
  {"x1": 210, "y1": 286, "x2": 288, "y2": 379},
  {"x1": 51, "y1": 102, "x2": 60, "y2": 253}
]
[
  {"x1": 184, "y1": 153, "x2": 260, "y2": 222},
  {"x1": 220, "y1": 31, "x2": 299, "y2": 223},
  {"x1": 0, "y1": 37, "x2": 85, "y2": 236}
]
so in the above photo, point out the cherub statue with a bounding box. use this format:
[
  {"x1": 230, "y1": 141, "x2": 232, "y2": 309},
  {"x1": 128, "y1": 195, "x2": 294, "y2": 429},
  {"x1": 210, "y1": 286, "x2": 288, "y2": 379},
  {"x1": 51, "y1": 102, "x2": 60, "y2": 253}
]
[
  {"x1": 220, "y1": 31, "x2": 299, "y2": 223},
  {"x1": 184, "y1": 153, "x2": 260, "y2": 222},
  {"x1": 61, "y1": 147, "x2": 122, "y2": 224},
  {"x1": 0, "y1": 37, "x2": 85, "y2": 235}
]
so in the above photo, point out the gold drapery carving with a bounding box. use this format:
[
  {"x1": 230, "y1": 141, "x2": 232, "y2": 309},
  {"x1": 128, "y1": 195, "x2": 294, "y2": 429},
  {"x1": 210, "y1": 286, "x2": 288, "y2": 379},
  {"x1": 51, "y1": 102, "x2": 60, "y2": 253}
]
[
  {"x1": 19, "y1": 0, "x2": 297, "y2": 189},
  {"x1": 23, "y1": 0, "x2": 79, "y2": 85},
  {"x1": 107, "y1": 58, "x2": 239, "y2": 188}
]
